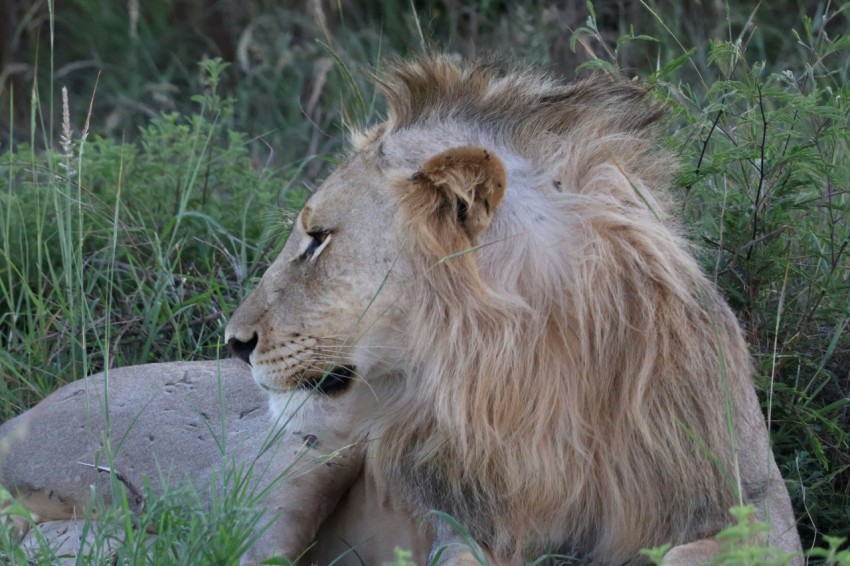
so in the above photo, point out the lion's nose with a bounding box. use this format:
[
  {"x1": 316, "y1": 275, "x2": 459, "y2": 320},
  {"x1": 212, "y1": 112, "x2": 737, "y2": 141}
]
[{"x1": 228, "y1": 333, "x2": 258, "y2": 365}]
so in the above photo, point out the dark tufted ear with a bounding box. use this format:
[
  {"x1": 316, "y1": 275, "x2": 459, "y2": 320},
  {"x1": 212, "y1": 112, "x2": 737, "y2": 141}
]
[{"x1": 397, "y1": 146, "x2": 507, "y2": 261}]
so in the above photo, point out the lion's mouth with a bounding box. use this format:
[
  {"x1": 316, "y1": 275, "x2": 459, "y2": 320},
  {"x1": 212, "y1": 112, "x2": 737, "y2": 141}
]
[
  {"x1": 252, "y1": 363, "x2": 357, "y2": 396},
  {"x1": 299, "y1": 365, "x2": 356, "y2": 395}
]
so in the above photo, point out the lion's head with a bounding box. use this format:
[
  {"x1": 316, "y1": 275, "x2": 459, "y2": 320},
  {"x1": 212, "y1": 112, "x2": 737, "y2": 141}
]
[{"x1": 225, "y1": 55, "x2": 757, "y2": 563}]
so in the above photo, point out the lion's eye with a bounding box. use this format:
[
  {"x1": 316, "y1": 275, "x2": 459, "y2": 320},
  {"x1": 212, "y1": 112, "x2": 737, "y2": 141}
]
[{"x1": 301, "y1": 230, "x2": 331, "y2": 262}]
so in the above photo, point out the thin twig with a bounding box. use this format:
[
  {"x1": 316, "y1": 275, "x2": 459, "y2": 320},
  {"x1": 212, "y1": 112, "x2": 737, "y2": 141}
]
[{"x1": 77, "y1": 462, "x2": 146, "y2": 513}]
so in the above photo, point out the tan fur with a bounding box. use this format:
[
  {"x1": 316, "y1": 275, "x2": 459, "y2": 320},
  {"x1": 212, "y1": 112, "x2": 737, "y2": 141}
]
[{"x1": 224, "y1": 54, "x2": 801, "y2": 564}]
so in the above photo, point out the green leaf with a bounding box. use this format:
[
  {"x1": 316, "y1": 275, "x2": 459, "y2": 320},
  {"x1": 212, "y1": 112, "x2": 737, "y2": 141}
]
[{"x1": 651, "y1": 47, "x2": 696, "y2": 79}]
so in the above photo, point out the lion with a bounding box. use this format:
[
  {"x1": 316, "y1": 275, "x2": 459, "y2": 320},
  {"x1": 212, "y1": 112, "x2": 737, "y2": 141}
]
[
  {"x1": 222, "y1": 54, "x2": 804, "y2": 564},
  {"x1": 1, "y1": 54, "x2": 802, "y2": 565}
]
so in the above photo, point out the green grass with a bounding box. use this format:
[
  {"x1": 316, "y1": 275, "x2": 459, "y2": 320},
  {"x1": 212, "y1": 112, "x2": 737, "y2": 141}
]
[{"x1": 0, "y1": 0, "x2": 849, "y2": 563}]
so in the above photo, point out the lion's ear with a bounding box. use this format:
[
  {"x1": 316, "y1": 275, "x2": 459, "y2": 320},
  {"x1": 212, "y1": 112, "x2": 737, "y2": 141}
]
[{"x1": 399, "y1": 146, "x2": 507, "y2": 259}]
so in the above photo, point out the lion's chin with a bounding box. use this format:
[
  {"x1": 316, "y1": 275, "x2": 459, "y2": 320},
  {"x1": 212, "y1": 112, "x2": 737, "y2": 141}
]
[{"x1": 250, "y1": 365, "x2": 299, "y2": 393}]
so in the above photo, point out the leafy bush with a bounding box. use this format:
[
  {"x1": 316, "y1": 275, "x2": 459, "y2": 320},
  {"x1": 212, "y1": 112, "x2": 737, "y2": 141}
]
[{"x1": 664, "y1": 17, "x2": 850, "y2": 549}]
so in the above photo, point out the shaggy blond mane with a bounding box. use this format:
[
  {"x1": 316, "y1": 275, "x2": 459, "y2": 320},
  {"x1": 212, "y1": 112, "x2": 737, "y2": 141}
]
[{"x1": 360, "y1": 55, "x2": 754, "y2": 563}]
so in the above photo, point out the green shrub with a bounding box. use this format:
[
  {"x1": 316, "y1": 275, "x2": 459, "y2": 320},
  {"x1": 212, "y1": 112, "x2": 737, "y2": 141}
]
[{"x1": 663, "y1": 19, "x2": 850, "y2": 550}]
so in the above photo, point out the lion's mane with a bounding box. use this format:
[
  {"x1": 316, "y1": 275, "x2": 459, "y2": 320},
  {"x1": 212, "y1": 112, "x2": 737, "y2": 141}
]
[{"x1": 362, "y1": 56, "x2": 754, "y2": 563}]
